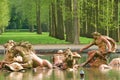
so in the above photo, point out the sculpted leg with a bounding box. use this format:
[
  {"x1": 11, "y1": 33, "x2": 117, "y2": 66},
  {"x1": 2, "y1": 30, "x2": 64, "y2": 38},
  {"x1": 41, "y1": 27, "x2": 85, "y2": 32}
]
[
  {"x1": 31, "y1": 52, "x2": 52, "y2": 69},
  {"x1": 30, "y1": 52, "x2": 44, "y2": 68},
  {"x1": 81, "y1": 52, "x2": 96, "y2": 67},
  {"x1": 82, "y1": 50, "x2": 107, "y2": 67},
  {"x1": 42, "y1": 60, "x2": 52, "y2": 69}
]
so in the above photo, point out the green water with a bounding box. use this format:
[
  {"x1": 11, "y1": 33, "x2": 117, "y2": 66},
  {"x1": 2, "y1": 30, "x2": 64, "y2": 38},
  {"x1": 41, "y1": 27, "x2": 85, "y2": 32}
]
[{"x1": 0, "y1": 54, "x2": 120, "y2": 80}]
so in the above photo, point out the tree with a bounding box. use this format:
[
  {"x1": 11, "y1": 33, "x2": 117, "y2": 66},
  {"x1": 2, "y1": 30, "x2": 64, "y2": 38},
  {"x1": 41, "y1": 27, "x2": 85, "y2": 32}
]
[
  {"x1": 22, "y1": 0, "x2": 36, "y2": 32},
  {"x1": 35, "y1": 0, "x2": 42, "y2": 34},
  {"x1": 8, "y1": 0, "x2": 36, "y2": 31},
  {"x1": 112, "y1": 0, "x2": 119, "y2": 41},
  {"x1": 56, "y1": 0, "x2": 64, "y2": 40},
  {"x1": 73, "y1": 0, "x2": 80, "y2": 44},
  {"x1": 0, "y1": 0, "x2": 10, "y2": 34},
  {"x1": 64, "y1": 0, "x2": 73, "y2": 43},
  {"x1": 8, "y1": 0, "x2": 50, "y2": 33},
  {"x1": 49, "y1": 0, "x2": 57, "y2": 37},
  {"x1": 118, "y1": 0, "x2": 120, "y2": 42},
  {"x1": 49, "y1": 4, "x2": 52, "y2": 36}
]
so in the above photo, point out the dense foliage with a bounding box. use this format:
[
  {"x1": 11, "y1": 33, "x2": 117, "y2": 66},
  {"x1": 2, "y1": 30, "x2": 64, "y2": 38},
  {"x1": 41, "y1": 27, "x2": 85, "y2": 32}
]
[{"x1": 0, "y1": 0, "x2": 120, "y2": 44}]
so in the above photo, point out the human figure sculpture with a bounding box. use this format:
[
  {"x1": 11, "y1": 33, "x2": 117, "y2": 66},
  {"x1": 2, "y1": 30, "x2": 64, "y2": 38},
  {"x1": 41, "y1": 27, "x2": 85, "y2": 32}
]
[{"x1": 79, "y1": 32, "x2": 116, "y2": 67}]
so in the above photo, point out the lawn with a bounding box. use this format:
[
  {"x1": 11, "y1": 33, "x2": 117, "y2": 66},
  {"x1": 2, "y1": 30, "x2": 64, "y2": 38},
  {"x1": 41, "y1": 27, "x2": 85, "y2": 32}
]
[{"x1": 0, "y1": 32, "x2": 93, "y2": 45}]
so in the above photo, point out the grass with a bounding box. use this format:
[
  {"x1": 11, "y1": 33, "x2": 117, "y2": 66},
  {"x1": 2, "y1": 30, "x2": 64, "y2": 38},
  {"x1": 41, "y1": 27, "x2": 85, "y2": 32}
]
[
  {"x1": 80, "y1": 37, "x2": 93, "y2": 44},
  {"x1": 0, "y1": 32, "x2": 93, "y2": 45}
]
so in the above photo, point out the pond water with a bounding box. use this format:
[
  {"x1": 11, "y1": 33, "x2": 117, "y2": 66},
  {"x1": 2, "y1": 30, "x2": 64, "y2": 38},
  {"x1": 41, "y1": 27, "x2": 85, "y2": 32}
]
[{"x1": 0, "y1": 53, "x2": 120, "y2": 80}]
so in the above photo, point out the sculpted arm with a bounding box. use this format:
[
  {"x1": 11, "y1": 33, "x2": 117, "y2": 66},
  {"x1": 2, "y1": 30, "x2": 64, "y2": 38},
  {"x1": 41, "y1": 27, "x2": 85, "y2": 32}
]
[{"x1": 79, "y1": 42, "x2": 94, "y2": 53}]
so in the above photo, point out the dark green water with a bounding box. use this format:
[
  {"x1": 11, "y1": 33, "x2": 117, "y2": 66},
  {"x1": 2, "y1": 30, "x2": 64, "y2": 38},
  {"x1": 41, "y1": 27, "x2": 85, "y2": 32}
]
[{"x1": 0, "y1": 53, "x2": 120, "y2": 80}]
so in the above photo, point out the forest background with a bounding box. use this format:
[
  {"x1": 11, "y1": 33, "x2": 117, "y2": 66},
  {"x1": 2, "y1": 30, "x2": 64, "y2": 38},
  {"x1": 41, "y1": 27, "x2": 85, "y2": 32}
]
[{"x1": 0, "y1": 0, "x2": 119, "y2": 44}]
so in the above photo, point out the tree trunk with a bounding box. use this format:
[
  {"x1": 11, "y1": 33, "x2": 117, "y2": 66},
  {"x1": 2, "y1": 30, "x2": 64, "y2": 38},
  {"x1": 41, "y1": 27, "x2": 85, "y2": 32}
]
[
  {"x1": 29, "y1": 25, "x2": 34, "y2": 32},
  {"x1": 56, "y1": 0, "x2": 64, "y2": 40},
  {"x1": 0, "y1": 28, "x2": 3, "y2": 35},
  {"x1": 118, "y1": 0, "x2": 120, "y2": 42},
  {"x1": 106, "y1": 0, "x2": 109, "y2": 36},
  {"x1": 36, "y1": 0, "x2": 42, "y2": 34},
  {"x1": 73, "y1": 0, "x2": 80, "y2": 44},
  {"x1": 49, "y1": 0, "x2": 57, "y2": 37},
  {"x1": 95, "y1": 0, "x2": 99, "y2": 32},
  {"x1": 118, "y1": 26, "x2": 120, "y2": 42},
  {"x1": 113, "y1": 0, "x2": 119, "y2": 41},
  {"x1": 65, "y1": 0, "x2": 73, "y2": 43},
  {"x1": 49, "y1": 5, "x2": 52, "y2": 36},
  {"x1": 79, "y1": 0, "x2": 83, "y2": 36}
]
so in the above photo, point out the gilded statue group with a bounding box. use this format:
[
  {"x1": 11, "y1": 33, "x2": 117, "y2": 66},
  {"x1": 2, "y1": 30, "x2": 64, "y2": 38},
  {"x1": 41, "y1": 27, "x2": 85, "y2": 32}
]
[{"x1": 0, "y1": 32, "x2": 119, "y2": 72}]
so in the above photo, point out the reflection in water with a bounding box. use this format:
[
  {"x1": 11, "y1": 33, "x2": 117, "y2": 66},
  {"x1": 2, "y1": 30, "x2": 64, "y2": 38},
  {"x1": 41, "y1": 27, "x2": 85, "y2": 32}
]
[
  {"x1": 54, "y1": 69, "x2": 65, "y2": 80},
  {"x1": 86, "y1": 68, "x2": 108, "y2": 80},
  {"x1": 5, "y1": 72, "x2": 23, "y2": 80},
  {"x1": 3, "y1": 69, "x2": 80, "y2": 80},
  {"x1": 33, "y1": 68, "x2": 52, "y2": 80},
  {"x1": 4, "y1": 69, "x2": 53, "y2": 80},
  {"x1": 1, "y1": 67, "x2": 120, "y2": 80},
  {"x1": 112, "y1": 66, "x2": 120, "y2": 71},
  {"x1": 53, "y1": 69, "x2": 80, "y2": 80}
]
